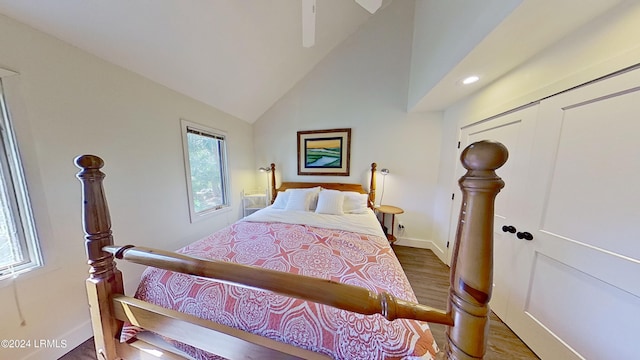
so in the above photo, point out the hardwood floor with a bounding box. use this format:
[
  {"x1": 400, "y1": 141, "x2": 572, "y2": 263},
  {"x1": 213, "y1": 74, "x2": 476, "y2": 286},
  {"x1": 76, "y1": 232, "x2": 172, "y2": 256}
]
[
  {"x1": 392, "y1": 245, "x2": 539, "y2": 360},
  {"x1": 60, "y1": 245, "x2": 539, "y2": 359},
  {"x1": 58, "y1": 338, "x2": 96, "y2": 360}
]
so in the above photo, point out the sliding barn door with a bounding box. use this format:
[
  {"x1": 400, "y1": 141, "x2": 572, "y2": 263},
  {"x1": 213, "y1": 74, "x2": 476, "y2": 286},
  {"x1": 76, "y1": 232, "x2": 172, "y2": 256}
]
[
  {"x1": 451, "y1": 105, "x2": 538, "y2": 320},
  {"x1": 507, "y1": 68, "x2": 640, "y2": 359}
]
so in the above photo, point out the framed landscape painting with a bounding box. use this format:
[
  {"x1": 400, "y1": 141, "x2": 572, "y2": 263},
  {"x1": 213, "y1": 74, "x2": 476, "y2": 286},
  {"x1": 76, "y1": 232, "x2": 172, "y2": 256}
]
[{"x1": 297, "y1": 128, "x2": 351, "y2": 176}]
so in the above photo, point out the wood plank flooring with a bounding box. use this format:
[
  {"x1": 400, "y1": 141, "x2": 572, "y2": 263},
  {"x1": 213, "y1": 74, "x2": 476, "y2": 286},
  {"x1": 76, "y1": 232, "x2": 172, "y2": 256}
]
[
  {"x1": 60, "y1": 245, "x2": 539, "y2": 359},
  {"x1": 392, "y1": 245, "x2": 539, "y2": 360}
]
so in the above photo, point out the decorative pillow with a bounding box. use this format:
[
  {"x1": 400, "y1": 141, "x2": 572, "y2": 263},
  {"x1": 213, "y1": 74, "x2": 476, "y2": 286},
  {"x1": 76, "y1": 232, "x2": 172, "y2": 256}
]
[
  {"x1": 315, "y1": 190, "x2": 345, "y2": 215},
  {"x1": 343, "y1": 192, "x2": 369, "y2": 214},
  {"x1": 284, "y1": 189, "x2": 313, "y2": 211},
  {"x1": 271, "y1": 191, "x2": 290, "y2": 209}
]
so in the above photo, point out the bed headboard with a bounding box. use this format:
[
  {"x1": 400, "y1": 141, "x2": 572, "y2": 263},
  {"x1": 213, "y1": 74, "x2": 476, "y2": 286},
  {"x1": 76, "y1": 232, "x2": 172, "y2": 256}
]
[{"x1": 270, "y1": 163, "x2": 378, "y2": 209}]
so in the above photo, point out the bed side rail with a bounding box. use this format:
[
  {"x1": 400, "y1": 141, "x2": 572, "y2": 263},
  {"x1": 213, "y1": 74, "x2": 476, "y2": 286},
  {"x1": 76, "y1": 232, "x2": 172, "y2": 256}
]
[
  {"x1": 111, "y1": 295, "x2": 327, "y2": 359},
  {"x1": 103, "y1": 244, "x2": 453, "y2": 326}
]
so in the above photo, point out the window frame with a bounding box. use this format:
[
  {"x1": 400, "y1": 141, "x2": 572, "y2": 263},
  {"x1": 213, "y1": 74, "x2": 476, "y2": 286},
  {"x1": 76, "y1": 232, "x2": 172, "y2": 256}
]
[
  {"x1": 0, "y1": 79, "x2": 42, "y2": 280},
  {"x1": 180, "y1": 119, "x2": 231, "y2": 223}
]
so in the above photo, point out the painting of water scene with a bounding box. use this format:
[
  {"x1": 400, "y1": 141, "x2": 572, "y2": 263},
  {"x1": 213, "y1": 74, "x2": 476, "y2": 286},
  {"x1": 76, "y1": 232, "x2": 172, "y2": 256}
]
[
  {"x1": 297, "y1": 128, "x2": 351, "y2": 176},
  {"x1": 305, "y1": 137, "x2": 342, "y2": 168}
]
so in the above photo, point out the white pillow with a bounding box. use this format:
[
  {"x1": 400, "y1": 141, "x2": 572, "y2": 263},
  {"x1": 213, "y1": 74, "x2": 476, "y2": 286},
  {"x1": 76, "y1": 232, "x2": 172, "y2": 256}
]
[
  {"x1": 284, "y1": 189, "x2": 313, "y2": 211},
  {"x1": 271, "y1": 191, "x2": 290, "y2": 209},
  {"x1": 307, "y1": 186, "x2": 322, "y2": 210},
  {"x1": 343, "y1": 192, "x2": 369, "y2": 214},
  {"x1": 315, "y1": 190, "x2": 345, "y2": 215}
]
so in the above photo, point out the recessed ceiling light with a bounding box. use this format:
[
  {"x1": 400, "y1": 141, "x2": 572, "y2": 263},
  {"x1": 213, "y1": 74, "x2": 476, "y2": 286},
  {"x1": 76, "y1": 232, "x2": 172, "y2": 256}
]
[{"x1": 462, "y1": 76, "x2": 480, "y2": 85}]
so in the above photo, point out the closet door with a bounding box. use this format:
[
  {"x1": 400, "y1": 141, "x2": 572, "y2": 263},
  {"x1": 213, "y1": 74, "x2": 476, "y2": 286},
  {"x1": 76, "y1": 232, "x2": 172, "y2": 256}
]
[
  {"x1": 507, "y1": 68, "x2": 640, "y2": 359},
  {"x1": 450, "y1": 104, "x2": 539, "y2": 320}
]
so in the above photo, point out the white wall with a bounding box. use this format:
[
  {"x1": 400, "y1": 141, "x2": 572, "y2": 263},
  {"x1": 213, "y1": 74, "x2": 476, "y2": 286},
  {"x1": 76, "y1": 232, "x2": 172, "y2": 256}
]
[
  {"x1": 0, "y1": 14, "x2": 256, "y2": 360},
  {"x1": 431, "y1": 0, "x2": 640, "y2": 260},
  {"x1": 407, "y1": 0, "x2": 521, "y2": 110},
  {"x1": 253, "y1": 0, "x2": 446, "y2": 255}
]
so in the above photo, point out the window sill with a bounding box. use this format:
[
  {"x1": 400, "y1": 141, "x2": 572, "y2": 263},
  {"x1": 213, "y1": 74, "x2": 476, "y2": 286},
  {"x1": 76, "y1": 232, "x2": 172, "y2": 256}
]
[{"x1": 189, "y1": 204, "x2": 232, "y2": 224}]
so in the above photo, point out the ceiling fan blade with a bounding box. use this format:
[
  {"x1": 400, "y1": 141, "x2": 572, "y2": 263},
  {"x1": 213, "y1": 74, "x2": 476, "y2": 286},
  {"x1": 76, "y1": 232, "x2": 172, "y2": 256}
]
[
  {"x1": 302, "y1": 0, "x2": 316, "y2": 48},
  {"x1": 355, "y1": 0, "x2": 382, "y2": 14}
]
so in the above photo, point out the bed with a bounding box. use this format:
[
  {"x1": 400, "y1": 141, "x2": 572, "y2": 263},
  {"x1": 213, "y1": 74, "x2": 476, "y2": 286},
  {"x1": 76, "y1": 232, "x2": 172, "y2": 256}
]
[{"x1": 76, "y1": 140, "x2": 508, "y2": 360}]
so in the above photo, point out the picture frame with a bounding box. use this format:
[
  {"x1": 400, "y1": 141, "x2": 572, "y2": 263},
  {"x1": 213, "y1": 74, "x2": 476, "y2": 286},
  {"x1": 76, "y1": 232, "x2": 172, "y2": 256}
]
[{"x1": 297, "y1": 128, "x2": 351, "y2": 176}]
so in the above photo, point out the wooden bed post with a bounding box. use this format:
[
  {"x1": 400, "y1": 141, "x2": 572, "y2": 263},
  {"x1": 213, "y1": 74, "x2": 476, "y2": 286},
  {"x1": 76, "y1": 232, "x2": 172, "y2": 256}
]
[
  {"x1": 75, "y1": 155, "x2": 124, "y2": 360},
  {"x1": 369, "y1": 162, "x2": 377, "y2": 207},
  {"x1": 269, "y1": 163, "x2": 276, "y2": 204},
  {"x1": 445, "y1": 141, "x2": 508, "y2": 360}
]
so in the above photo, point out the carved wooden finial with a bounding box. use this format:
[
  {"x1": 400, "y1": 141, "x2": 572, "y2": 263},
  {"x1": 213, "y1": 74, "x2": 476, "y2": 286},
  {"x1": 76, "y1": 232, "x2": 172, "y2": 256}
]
[
  {"x1": 369, "y1": 163, "x2": 378, "y2": 208},
  {"x1": 460, "y1": 140, "x2": 508, "y2": 172},
  {"x1": 75, "y1": 154, "x2": 114, "y2": 278},
  {"x1": 75, "y1": 154, "x2": 105, "y2": 171},
  {"x1": 445, "y1": 140, "x2": 508, "y2": 360},
  {"x1": 269, "y1": 163, "x2": 277, "y2": 204},
  {"x1": 75, "y1": 154, "x2": 124, "y2": 360}
]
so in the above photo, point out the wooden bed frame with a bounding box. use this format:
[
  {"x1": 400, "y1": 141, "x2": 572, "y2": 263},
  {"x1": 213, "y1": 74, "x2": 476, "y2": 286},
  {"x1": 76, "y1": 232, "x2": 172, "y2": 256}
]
[{"x1": 76, "y1": 140, "x2": 508, "y2": 360}]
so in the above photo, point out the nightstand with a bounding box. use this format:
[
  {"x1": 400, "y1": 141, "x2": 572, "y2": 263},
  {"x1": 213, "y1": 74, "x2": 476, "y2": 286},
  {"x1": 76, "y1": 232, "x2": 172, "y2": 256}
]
[
  {"x1": 376, "y1": 205, "x2": 404, "y2": 243},
  {"x1": 242, "y1": 189, "x2": 268, "y2": 217}
]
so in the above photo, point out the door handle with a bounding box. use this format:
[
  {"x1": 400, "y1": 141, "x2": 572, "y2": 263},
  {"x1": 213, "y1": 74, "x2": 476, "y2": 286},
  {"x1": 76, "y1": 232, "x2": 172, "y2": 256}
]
[
  {"x1": 501, "y1": 225, "x2": 516, "y2": 233},
  {"x1": 517, "y1": 231, "x2": 534, "y2": 241}
]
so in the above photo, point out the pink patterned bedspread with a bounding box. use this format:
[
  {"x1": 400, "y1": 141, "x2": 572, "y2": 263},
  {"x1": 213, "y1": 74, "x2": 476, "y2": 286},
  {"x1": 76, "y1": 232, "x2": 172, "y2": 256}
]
[{"x1": 121, "y1": 220, "x2": 438, "y2": 359}]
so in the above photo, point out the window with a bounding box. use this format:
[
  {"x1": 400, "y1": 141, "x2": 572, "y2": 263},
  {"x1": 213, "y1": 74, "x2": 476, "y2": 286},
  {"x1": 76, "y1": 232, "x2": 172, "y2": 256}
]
[
  {"x1": 181, "y1": 119, "x2": 230, "y2": 222},
  {"x1": 0, "y1": 79, "x2": 41, "y2": 280}
]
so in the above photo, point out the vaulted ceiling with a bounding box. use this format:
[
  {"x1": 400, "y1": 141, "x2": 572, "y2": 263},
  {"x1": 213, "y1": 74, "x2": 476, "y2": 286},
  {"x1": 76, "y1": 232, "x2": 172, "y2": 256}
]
[{"x1": 0, "y1": 0, "x2": 625, "y2": 123}]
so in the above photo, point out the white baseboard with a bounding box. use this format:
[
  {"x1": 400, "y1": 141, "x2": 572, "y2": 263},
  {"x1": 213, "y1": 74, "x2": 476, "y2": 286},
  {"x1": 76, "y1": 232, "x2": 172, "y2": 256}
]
[
  {"x1": 394, "y1": 237, "x2": 448, "y2": 265},
  {"x1": 20, "y1": 319, "x2": 92, "y2": 360}
]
